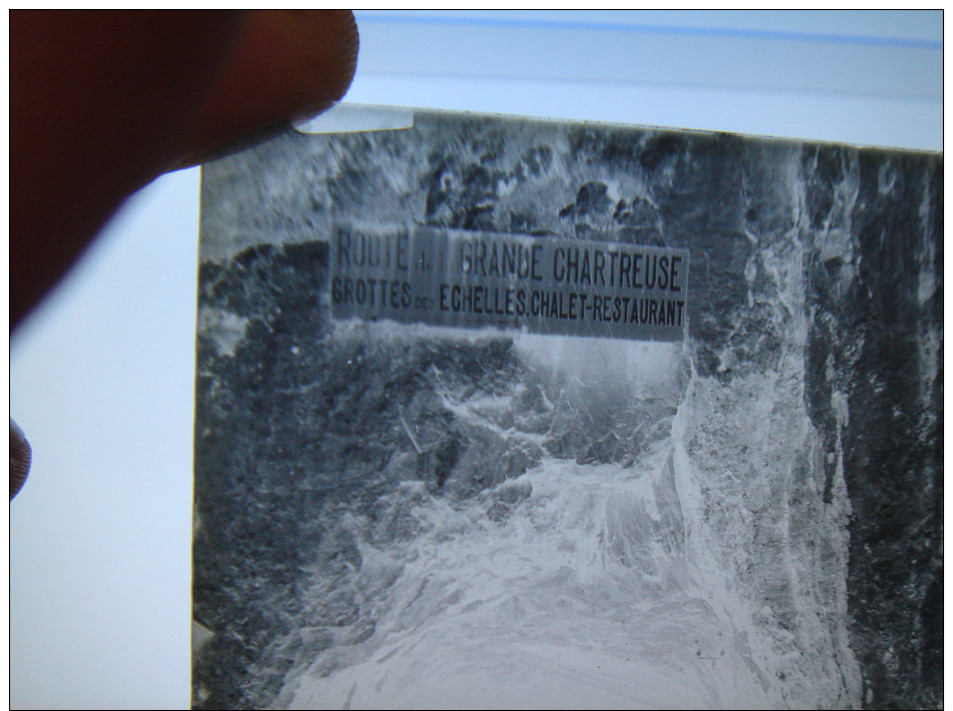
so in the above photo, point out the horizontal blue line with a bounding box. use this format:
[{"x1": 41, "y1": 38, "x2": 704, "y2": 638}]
[
  {"x1": 358, "y1": 66, "x2": 942, "y2": 103},
  {"x1": 355, "y1": 12, "x2": 942, "y2": 50}
]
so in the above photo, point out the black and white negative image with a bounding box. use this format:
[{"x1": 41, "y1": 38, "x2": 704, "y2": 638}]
[{"x1": 192, "y1": 107, "x2": 941, "y2": 709}]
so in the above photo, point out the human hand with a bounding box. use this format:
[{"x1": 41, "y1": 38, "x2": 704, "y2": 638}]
[{"x1": 10, "y1": 10, "x2": 359, "y2": 498}]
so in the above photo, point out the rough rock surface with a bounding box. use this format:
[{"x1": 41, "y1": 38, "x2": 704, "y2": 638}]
[{"x1": 193, "y1": 112, "x2": 941, "y2": 709}]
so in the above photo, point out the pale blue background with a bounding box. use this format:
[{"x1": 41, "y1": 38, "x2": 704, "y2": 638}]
[{"x1": 10, "y1": 11, "x2": 942, "y2": 709}]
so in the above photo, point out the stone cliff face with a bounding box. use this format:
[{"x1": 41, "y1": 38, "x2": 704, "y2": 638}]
[
  {"x1": 194, "y1": 112, "x2": 941, "y2": 710},
  {"x1": 802, "y1": 148, "x2": 942, "y2": 709}
]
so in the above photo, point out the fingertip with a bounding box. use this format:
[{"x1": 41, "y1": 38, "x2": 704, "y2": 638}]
[
  {"x1": 178, "y1": 10, "x2": 360, "y2": 162},
  {"x1": 10, "y1": 419, "x2": 32, "y2": 500}
]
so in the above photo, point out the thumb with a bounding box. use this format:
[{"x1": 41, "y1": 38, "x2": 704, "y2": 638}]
[{"x1": 172, "y1": 10, "x2": 359, "y2": 168}]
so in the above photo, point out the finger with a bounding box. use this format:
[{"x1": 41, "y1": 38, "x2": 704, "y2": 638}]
[
  {"x1": 11, "y1": 11, "x2": 358, "y2": 330},
  {"x1": 10, "y1": 420, "x2": 32, "y2": 500},
  {"x1": 173, "y1": 10, "x2": 359, "y2": 167},
  {"x1": 11, "y1": 11, "x2": 247, "y2": 330}
]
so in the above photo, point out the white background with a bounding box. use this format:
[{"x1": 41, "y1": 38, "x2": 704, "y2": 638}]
[{"x1": 9, "y1": 11, "x2": 942, "y2": 709}]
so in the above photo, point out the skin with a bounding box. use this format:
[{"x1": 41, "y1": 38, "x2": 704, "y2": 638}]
[{"x1": 10, "y1": 10, "x2": 360, "y2": 498}]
